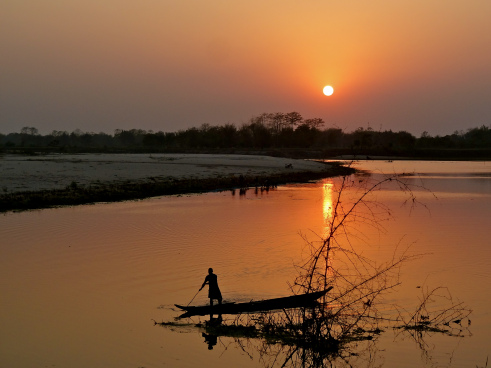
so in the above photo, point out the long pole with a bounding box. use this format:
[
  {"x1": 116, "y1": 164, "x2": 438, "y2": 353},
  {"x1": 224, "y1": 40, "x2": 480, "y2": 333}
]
[{"x1": 186, "y1": 289, "x2": 201, "y2": 307}]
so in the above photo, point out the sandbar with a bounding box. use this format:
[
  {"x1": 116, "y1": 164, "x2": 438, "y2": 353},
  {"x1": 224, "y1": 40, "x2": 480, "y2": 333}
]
[{"x1": 0, "y1": 153, "x2": 334, "y2": 194}]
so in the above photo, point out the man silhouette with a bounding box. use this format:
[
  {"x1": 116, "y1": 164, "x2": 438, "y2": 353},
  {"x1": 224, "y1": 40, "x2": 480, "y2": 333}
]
[{"x1": 200, "y1": 268, "x2": 222, "y2": 307}]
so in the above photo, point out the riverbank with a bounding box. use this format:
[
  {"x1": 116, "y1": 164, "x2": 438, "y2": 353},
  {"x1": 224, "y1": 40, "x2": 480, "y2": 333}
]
[{"x1": 0, "y1": 153, "x2": 354, "y2": 212}]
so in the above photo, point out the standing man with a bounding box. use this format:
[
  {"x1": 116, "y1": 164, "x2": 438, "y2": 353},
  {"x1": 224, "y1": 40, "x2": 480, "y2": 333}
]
[{"x1": 200, "y1": 268, "x2": 222, "y2": 307}]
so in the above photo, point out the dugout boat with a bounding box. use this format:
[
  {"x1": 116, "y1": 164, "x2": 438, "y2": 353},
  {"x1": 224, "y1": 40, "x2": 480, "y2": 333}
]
[{"x1": 175, "y1": 287, "x2": 332, "y2": 318}]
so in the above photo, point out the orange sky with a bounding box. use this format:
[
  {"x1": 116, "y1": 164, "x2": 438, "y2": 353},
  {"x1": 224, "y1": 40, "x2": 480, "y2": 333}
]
[{"x1": 2, "y1": 0, "x2": 491, "y2": 135}]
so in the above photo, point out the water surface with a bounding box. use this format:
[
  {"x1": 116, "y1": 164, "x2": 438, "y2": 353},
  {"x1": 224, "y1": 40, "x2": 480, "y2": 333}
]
[{"x1": 1, "y1": 160, "x2": 490, "y2": 367}]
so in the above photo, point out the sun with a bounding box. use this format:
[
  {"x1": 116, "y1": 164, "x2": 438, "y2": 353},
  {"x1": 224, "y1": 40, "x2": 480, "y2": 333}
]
[{"x1": 323, "y1": 85, "x2": 334, "y2": 96}]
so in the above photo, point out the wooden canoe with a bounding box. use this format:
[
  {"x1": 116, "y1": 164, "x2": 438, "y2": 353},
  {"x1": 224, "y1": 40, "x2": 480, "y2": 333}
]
[{"x1": 175, "y1": 287, "x2": 332, "y2": 317}]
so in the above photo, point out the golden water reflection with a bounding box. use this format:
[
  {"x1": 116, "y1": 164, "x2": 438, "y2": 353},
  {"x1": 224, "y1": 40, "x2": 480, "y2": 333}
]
[{"x1": 322, "y1": 181, "x2": 334, "y2": 236}]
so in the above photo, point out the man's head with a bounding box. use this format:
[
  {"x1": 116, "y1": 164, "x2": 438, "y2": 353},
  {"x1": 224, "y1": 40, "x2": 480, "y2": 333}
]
[{"x1": 208, "y1": 268, "x2": 213, "y2": 274}]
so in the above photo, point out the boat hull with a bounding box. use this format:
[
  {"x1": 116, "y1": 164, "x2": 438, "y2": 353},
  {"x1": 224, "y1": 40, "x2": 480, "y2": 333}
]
[{"x1": 175, "y1": 287, "x2": 332, "y2": 317}]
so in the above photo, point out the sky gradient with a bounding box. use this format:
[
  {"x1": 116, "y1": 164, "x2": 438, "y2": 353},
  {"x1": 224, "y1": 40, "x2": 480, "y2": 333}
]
[{"x1": 2, "y1": 0, "x2": 491, "y2": 136}]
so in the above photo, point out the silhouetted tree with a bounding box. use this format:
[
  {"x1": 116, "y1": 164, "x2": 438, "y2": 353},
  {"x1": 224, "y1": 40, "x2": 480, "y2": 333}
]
[
  {"x1": 20, "y1": 126, "x2": 41, "y2": 146},
  {"x1": 249, "y1": 121, "x2": 273, "y2": 148},
  {"x1": 350, "y1": 127, "x2": 373, "y2": 150},
  {"x1": 463, "y1": 125, "x2": 491, "y2": 147},
  {"x1": 285, "y1": 111, "x2": 303, "y2": 128},
  {"x1": 20, "y1": 127, "x2": 39, "y2": 136},
  {"x1": 319, "y1": 128, "x2": 344, "y2": 148},
  {"x1": 302, "y1": 118, "x2": 325, "y2": 130},
  {"x1": 294, "y1": 124, "x2": 319, "y2": 147},
  {"x1": 237, "y1": 124, "x2": 254, "y2": 147}
]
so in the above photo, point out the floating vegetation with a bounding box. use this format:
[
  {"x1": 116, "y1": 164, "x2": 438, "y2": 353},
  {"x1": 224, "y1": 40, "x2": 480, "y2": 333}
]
[{"x1": 394, "y1": 285, "x2": 472, "y2": 338}]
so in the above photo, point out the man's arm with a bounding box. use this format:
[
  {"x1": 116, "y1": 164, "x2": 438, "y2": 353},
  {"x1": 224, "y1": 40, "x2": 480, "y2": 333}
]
[{"x1": 199, "y1": 276, "x2": 208, "y2": 290}]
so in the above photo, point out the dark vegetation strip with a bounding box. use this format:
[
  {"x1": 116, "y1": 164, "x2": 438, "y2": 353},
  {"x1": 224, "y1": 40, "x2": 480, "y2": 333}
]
[
  {"x1": 5, "y1": 146, "x2": 491, "y2": 160},
  {"x1": 0, "y1": 164, "x2": 354, "y2": 213},
  {"x1": 3, "y1": 116, "x2": 491, "y2": 159}
]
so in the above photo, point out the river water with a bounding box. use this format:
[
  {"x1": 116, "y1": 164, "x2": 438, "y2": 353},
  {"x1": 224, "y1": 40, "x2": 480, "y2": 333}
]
[{"x1": 1, "y1": 160, "x2": 490, "y2": 367}]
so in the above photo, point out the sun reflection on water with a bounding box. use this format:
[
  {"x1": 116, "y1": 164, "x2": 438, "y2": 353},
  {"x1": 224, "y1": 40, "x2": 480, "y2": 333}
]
[{"x1": 322, "y1": 181, "x2": 334, "y2": 236}]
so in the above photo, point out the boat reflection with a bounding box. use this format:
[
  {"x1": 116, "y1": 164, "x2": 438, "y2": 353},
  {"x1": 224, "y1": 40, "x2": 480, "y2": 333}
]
[
  {"x1": 163, "y1": 303, "x2": 472, "y2": 367},
  {"x1": 201, "y1": 315, "x2": 223, "y2": 350}
]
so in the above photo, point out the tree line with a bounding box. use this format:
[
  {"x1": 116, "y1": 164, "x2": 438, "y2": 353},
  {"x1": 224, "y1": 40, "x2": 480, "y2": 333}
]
[{"x1": 1, "y1": 112, "x2": 490, "y2": 156}]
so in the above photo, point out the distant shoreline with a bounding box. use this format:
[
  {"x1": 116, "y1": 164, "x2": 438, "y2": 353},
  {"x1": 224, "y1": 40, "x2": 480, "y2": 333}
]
[
  {"x1": 0, "y1": 153, "x2": 354, "y2": 213},
  {"x1": 4, "y1": 146, "x2": 491, "y2": 161}
]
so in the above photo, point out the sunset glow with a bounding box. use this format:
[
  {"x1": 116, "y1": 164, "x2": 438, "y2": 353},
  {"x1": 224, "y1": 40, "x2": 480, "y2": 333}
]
[{"x1": 1, "y1": 1, "x2": 491, "y2": 135}]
